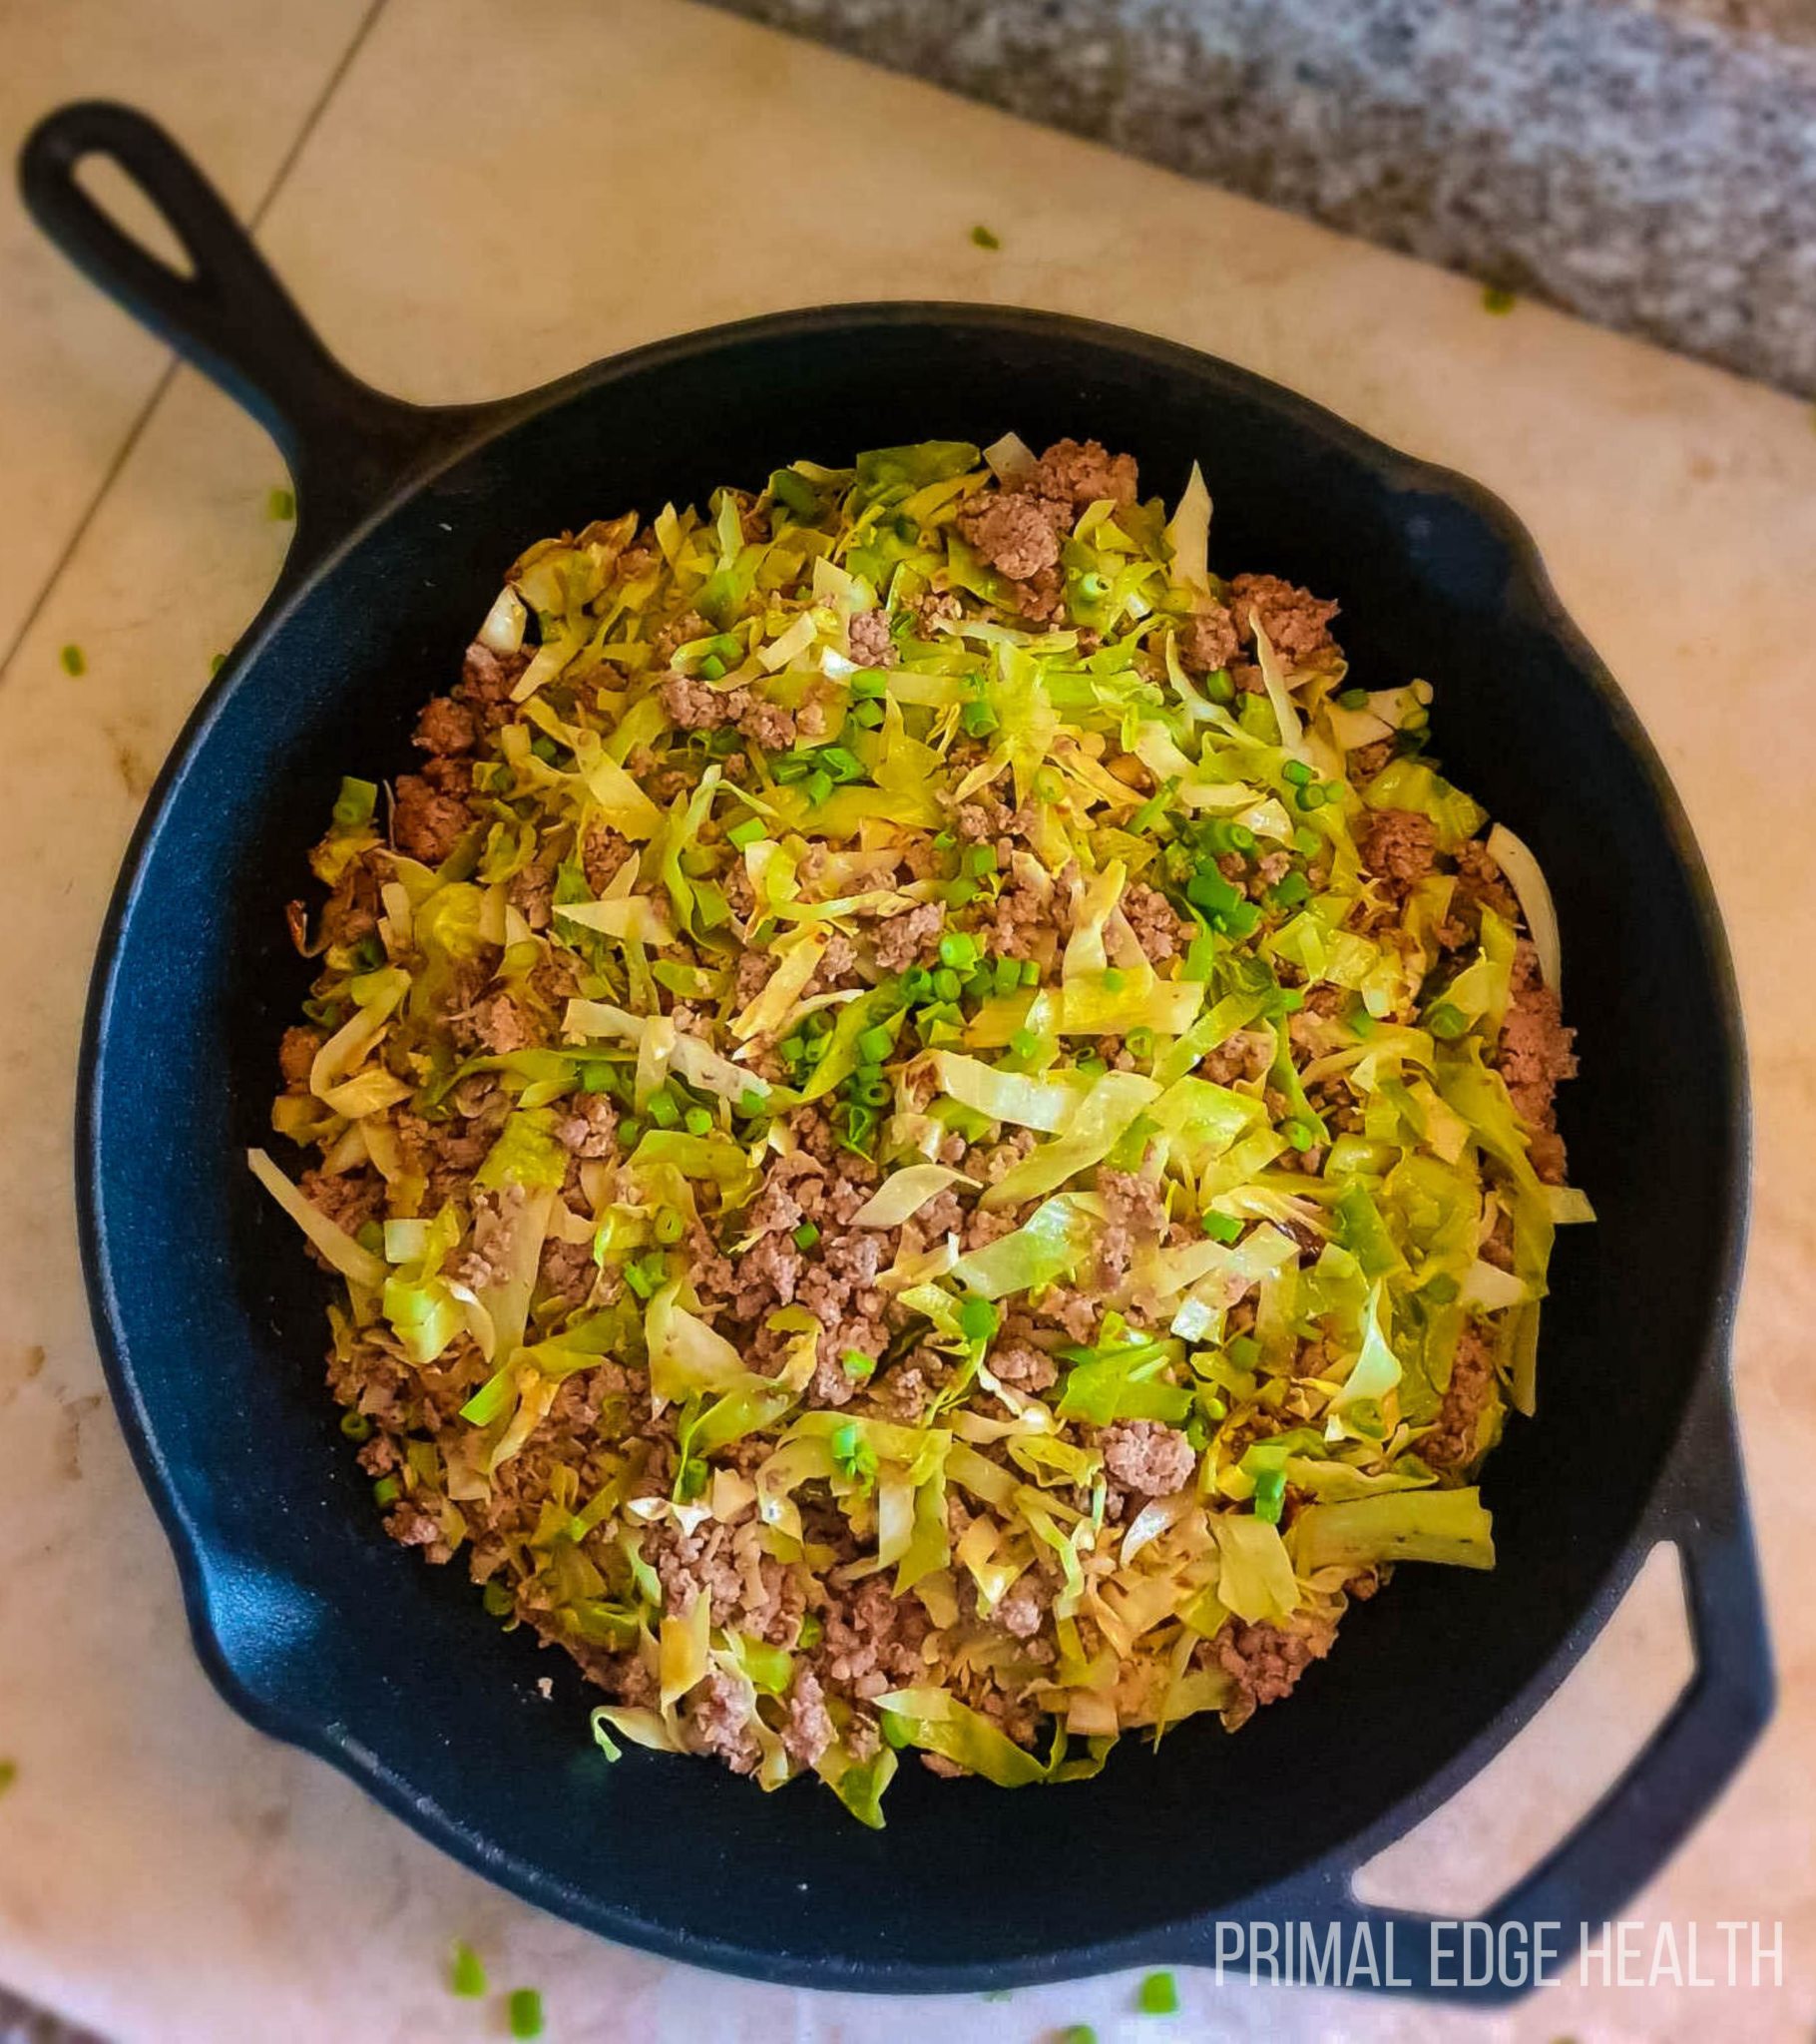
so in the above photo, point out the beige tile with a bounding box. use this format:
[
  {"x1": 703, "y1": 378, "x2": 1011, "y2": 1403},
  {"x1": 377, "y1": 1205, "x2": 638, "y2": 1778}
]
[
  {"x1": 0, "y1": 0, "x2": 375, "y2": 656},
  {"x1": 1, "y1": 0, "x2": 1814, "y2": 2036}
]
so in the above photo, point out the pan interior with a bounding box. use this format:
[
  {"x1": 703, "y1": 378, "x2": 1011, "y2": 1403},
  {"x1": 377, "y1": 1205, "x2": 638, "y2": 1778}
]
[{"x1": 86, "y1": 312, "x2": 1737, "y2": 1977}]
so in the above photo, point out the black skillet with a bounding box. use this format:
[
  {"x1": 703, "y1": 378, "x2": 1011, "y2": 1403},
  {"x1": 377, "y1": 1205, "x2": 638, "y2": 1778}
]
[{"x1": 21, "y1": 103, "x2": 1771, "y2": 2001}]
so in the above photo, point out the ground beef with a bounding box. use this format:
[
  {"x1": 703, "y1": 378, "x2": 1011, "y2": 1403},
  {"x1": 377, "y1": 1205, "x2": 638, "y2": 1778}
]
[
  {"x1": 507, "y1": 861, "x2": 554, "y2": 930},
  {"x1": 392, "y1": 773, "x2": 470, "y2": 864},
  {"x1": 1227, "y1": 572, "x2": 1340, "y2": 666},
  {"x1": 993, "y1": 1576, "x2": 1050, "y2": 1639},
  {"x1": 1498, "y1": 947, "x2": 1577, "y2": 1182},
  {"x1": 872, "y1": 899, "x2": 943, "y2": 973},
  {"x1": 781, "y1": 1667, "x2": 834, "y2": 1767},
  {"x1": 1122, "y1": 880, "x2": 1186, "y2": 964},
  {"x1": 582, "y1": 824, "x2": 634, "y2": 894},
  {"x1": 1036, "y1": 436, "x2": 1138, "y2": 507},
  {"x1": 1178, "y1": 603, "x2": 1240, "y2": 677},
  {"x1": 413, "y1": 695, "x2": 478, "y2": 757},
  {"x1": 1212, "y1": 1613, "x2": 1336, "y2": 1727},
  {"x1": 538, "y1": 1237, "x2": 598, "y2": 1311},
  {"x1": 471, "y1": 991, "x2": 536, "y2": 1054},
  {"x1": 555, "y1": 1093, "x2": 618, "y2": 1157},
  {"x1": 660, "y1": 671, "x2": 739, "y2": 730},
  {"x1": 1362, "y1": 807, "x2": 1439, "y2": 888},
  {"x1": 682, "y1": 1671, "x2": 761, "y2": 1776},
  {"x1": 654, "y1": 609, "x2": 712, "y2": 664},
  {"x1": 1349, "y1": 738, "x2": 1396, "y2": 782},
  {"x1": 1424, "y1": 1321, "x2": 1500, "y2": 1468},
  {"x1": 1101, "y1": 1420, "x2": 1195, "y2": 1497},
  {"x1": 278, "y1": 1025, "x2": 322, "y2": 1086},
  {"x1": 847, "y1": 609, "x2": 898, "y2": 668},
  {"x1": 961, "y1": 491, "x2": 1065, "y2": 582},
  {"x1": 740, "y1": 698, "x2": 797, "y2": 751},
  {"x1": 818, "y1": 1574, "x2": 930, "y2": 1698},
  {"x1": 991, "y1": 1343, "x2": 1057, "y2": 1393}
]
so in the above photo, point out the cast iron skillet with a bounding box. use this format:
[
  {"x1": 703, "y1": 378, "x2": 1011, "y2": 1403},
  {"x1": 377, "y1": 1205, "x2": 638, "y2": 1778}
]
[{"x1": 22, "y1": 103, "x2": 1771, "y2": 2002}]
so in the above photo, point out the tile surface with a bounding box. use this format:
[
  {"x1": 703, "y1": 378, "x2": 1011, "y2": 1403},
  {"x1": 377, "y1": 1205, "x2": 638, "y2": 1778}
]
[
  {"x1": 0, "y1": 0, "x2": 375, "y2": 657},
  {"x1": 1, "y1": 1, "x2": 1814, "y2": 2039}
]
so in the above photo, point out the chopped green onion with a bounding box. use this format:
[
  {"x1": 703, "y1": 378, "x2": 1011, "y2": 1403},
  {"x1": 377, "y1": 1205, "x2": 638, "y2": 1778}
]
[
  {"x1": 1293, "y1": 825, "x2": 1322, "y2": 856},
  {"x1": 1285, "y1": 1118, "x2": 1316, "y2": 1152},
  {"x1": 793, "y1": 1222, "x2": 821, "y2": 1252},
  {"x1": 617, "y1": 1116, "x2": 643, "y2": 1149},
  {"x1": 857, "y1": 1023, "x2": 896, "y2": 1064},
  {"x1": 1253, "y1": 1467, "x2": 1288, "y2": 1525},
  {"x1": 676, "y1": 1457, "x2": 708, "y2": 1502},
  {"x1": 938, "y1": 931, "x2": 978, "y2": 970},
  {"x1": 655, "y1": 1206, "x2": 687, "y2": 1244},
  {"x1": 850, "y1": 670, "x2": 888, "y2": 699},
  {"x1": 682, "y1": 1106, "x2": 713, "y2": 1137},
  {"x1": 1009, "y1": 1027, "x2": 1039, "y2": 1060},
  {"x1": 698, "y1": 654, "x2": 726, "y2": 681},
  {"x1": 1269, "y1": 870, "x2": 1311, "y2": 908},
  {"x1": 966, "y1": 842, "x2": 998, "y2": 876},
  {"x1": 805, "y1": 767, "x2": 834, "y2": 806},
  {"x1": 1137, "y1": 1970, "x2": 1179, "y2": 2016},
  {"x1": 851, "y1": 699, "x2": 885, "y2": 728},
  {"x1": 961, "y1": 699, "x2": 1000, "y2": 737},
  {"x1": 1427, "y1": 1002, "x2": 1469, "y2": 1040},
  {"x1": 971, "y1": 223, "x2": 1002, "y2": 250},
  {"x1": 1424, "y1": 1272, "x2": 1461, "y2": 1304},
  {"x1": 727, "y1": 815, "x2": 766, "y2": 849},
  {"x1": 1281, "y1": 759, "x2": 1313, "y2": 786},
  {"x1": 992, "y1": 955, "x2": 1021, "y2": 995},
  {"x1": 508, "y1": 1987, "x2": 544, "y2": 2040},
  {"x1": 60, "y1": 643, "x2": 87, "y2": 677},
  {"x1": 1020, "y1": 957, "x2": 1041, "y2": 986},
  {"x1": 1482, "y1": 283, "x2": 1518, "y2": 314},
  {"x1": 482, "y1": 1579, "x2": 516, "y2": 1617},
  {"x1": 450, "y1": 1940, "x2": 488, "y2": 1998},
  {"x1": 647, "y1": 1089, "x2": 680, "y2": 1128},
  {"x1": 737, "y1": 1087, "x2": 766, "y2": 1117},
  {"x1": 1060, "y1": 2027, "x2": 1098, "y2": 2044},
  {"x1": 338, "y1": 1408, "x2": 373, "y2": 1442},
  {"x1": 1294, "y1": 783, "x2": 1326, "y2": 810},
  {"x1": 1204, "y1": 667, "x2": 1235, "y2": 704},
  {"x1": 1201, "y1": 1210, "x2": 1242, "y2": 1244},
  {"x1": 797, "y1": 1613, "x2": 823, "y2": 1648},
  {"x1": 1102, "y1": 967, "x2": 1127, "y2": 992},
  {"x1": 842, "y1": 1350, "x2": 876, "y2": 1380},
  {"x1": 933, "y1": 967, "x2": 961, "y2": 1001},
  {"x1": 372, "y1": 1476, "x2": 400, "y2": 1508},
  {"x1": 267, "y1": 486, "x2": 295, "y2": 521},
  {"x1": 1227, "y1": 1334, "x2": 1260, "y2": 1370},
  {"x1": 1337, "y1": 686, "x2": 1370, "y2": 709}
]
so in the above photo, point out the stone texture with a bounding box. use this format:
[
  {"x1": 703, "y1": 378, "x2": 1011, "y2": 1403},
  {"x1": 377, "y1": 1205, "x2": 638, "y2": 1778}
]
[{"x1": 703, "y1": 0, "x2": 1816, "y2": 396}]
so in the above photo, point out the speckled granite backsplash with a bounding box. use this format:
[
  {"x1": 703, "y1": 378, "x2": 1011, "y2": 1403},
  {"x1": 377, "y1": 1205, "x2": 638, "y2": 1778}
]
[{"x1": 704, "y1": 0, "x2": 1816, "y2": 396}]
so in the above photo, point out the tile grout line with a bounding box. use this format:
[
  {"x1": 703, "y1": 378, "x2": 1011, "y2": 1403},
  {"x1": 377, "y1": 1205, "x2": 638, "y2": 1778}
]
[{"x1": 0, "y1": 0, "x2": 395, "y2": 688}]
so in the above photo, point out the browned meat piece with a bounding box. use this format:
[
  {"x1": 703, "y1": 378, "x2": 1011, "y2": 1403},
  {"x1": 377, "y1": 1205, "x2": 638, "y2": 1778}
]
[
  {"x1": 471, "y1": 991, "x2": 537, "y2": 1054},
  {"x1": 507, "y1": 862, "x2": 554, "y2": 930},
  {"x1": 1178, "y1": 603, "x2": 1240, "y2": 676},
  {"x1": 1100, "y1": 1420, "x2": 1195, "y2": 1497},
  {"x1": 1498, "y1": 945, "x2": 1578, "y2": 1182},
  {"x1": 872, "y1": 899, "x2": 943, "y2": 973},
  {"x1": 781, "y1": 1668, "x2": 834, "y2": 1768},
  {"x1": 1362, "y1": 808, "x2": 1438, "y2": 887},
  {"x1": 1121, "y1": 880, "x2": 1186, "y2": 962},
  {"x1": 392, "y1": 773, "x2": 469, "y2": 864},
  {"x1": 1227, "y1": 572, "x2": 1340, "y2": 665},
  {"x1": 278, "y1": 1025, "x2": 322, "y2": 1086},
  {"x1": 1212, "y1": 1612, "x2": 1336, "y2": 1726},
  {"x1": 1035, "y1": 436, "x2": 1138, "y2": 507},
  {"x1": 554, "y1": 1093, "x2": 618, "y2": 1158},
  {"x1": 847, "y1": 609, "x2": 898, "y2": 668},
  {"x1": 1424, "y1": 1320, "x2": 1500, "y2": 1468},
  {"x1": 413, "y1": 695, "x2": 478, "y2": 757},
  {"x1": 960, "y1": 492, "x2": 1064, "y2": 581}
]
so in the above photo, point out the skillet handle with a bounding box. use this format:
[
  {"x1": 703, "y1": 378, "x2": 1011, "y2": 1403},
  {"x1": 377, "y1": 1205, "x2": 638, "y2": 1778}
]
[
  {"x1": 18, "y1": 101, "x2": 491, "y2": 569},
  {"x1": 1160, "y1": 1372, "x2": 1772, "y2": 2003}
]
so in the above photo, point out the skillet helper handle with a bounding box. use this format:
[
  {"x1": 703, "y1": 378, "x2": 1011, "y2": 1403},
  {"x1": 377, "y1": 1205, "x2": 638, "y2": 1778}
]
[
  {"x1": 18, "y1": 101, "x2": 484, "y2": 568},
  {"x1": 1164, "y1": 1376, "x2": 1773, "y2": 2002}
]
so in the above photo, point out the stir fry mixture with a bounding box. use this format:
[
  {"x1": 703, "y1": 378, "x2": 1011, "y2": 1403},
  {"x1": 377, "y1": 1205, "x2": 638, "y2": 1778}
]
[{"x1": 257, "y1": 436, "x2": 1587, "y2": 1821}]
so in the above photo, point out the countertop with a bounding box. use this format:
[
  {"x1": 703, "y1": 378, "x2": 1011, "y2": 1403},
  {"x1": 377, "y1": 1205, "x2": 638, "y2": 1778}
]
[
  {"x1": 1, "y1": 1, "x2": 1814, "y2": 2039},
  {"x1": 706, "y1": 0, "x2": 1816, "y2": 400}
]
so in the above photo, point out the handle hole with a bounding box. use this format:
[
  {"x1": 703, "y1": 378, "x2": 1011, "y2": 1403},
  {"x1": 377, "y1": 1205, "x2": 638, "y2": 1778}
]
[
  {"x1": 1352, "y1": 1541, "x2": 1693, "y2": 1918},
  {"x1": 75, "y1": 152, "x2": 197, "y2": 281}
]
